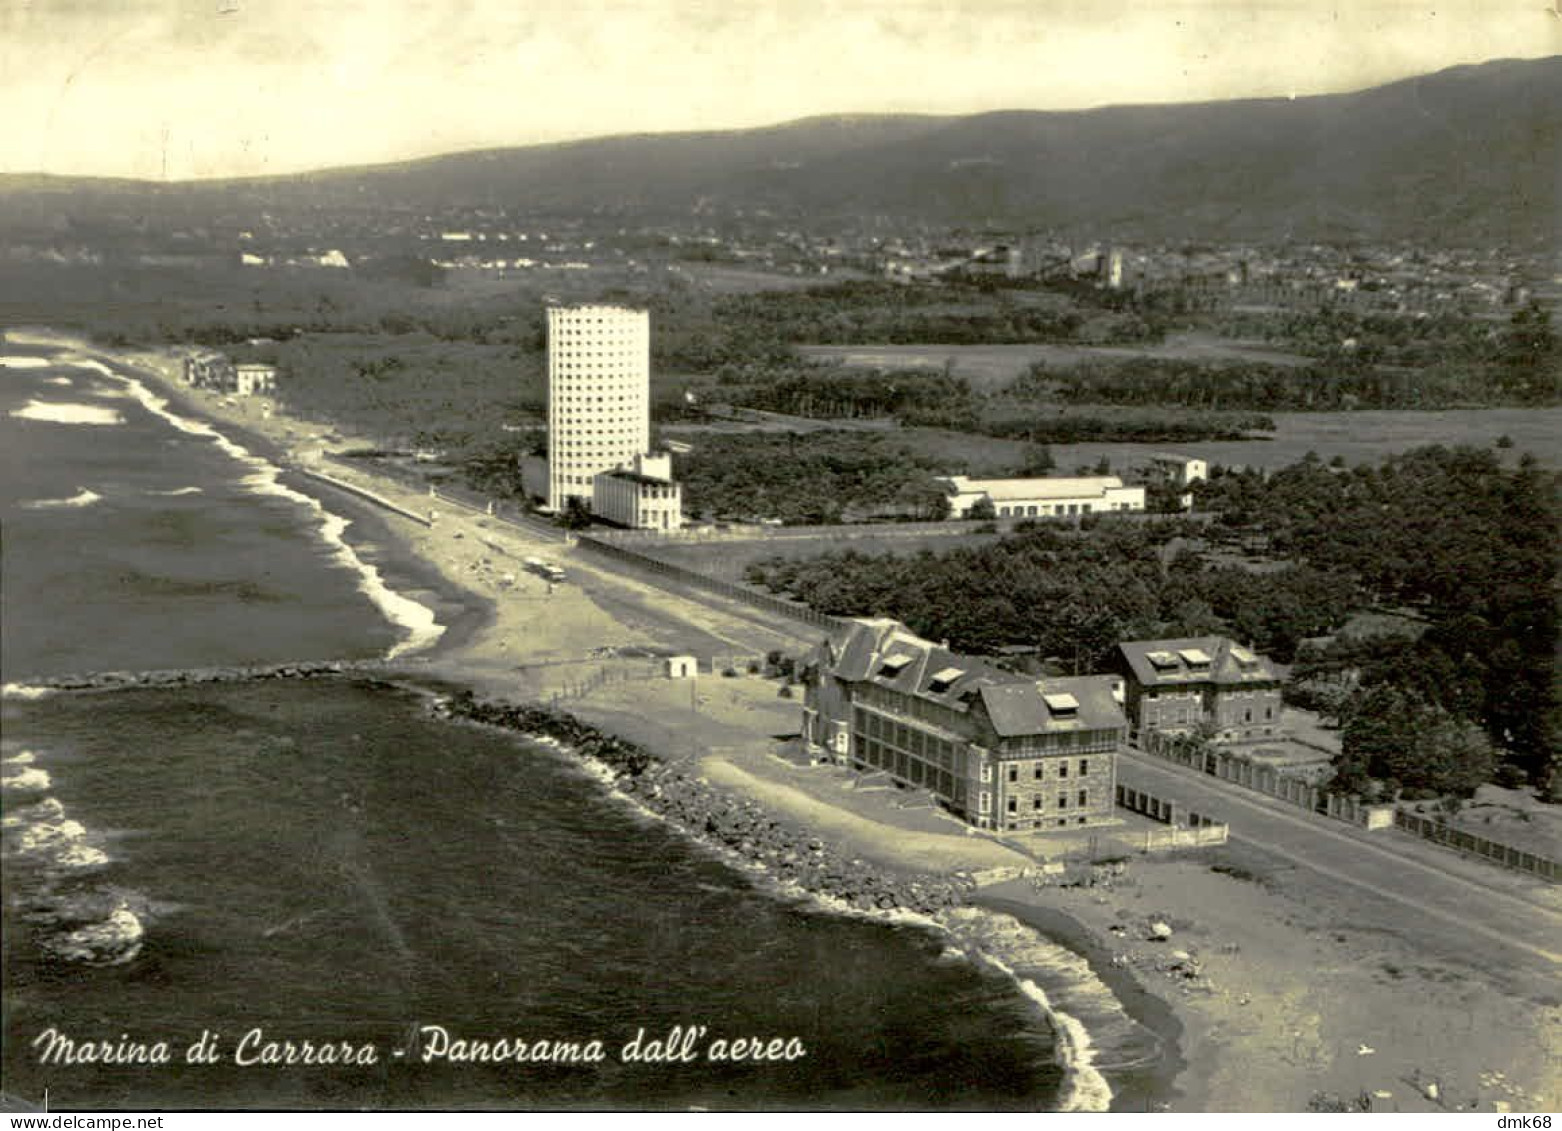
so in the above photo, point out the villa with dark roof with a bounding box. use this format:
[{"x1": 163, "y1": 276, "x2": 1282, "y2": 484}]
[
  {"x1": 802, "y1": 618, "x2": 1124, "y2": 831},
  {"x1": 1115, "y1": 636, "x2": 1284, "y2": 744}
]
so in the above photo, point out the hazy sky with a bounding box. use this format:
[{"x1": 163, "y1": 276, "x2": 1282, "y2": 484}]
[{"x1": 2, "y1": 1, "x2": 1556, "y2": 180}]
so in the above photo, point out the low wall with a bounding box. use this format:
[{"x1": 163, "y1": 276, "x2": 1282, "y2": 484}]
[
  {"x1": 1114, "y1": 784, "x2": 1231, "y2": 851},
  {"x1": 1117, "y1": 783, "x2": 1180, "y2": 824},
  {"x1": 590, "y1": 518, "x2": 1000, "y2": 545},
  {"x1": 1138, "y1": 731, "x2": 1555, "y2": 881},
  {"x1": 295, "y1": 468, "x2": 432, "y2": 527},
  {"x1": 573, "y1": 535, "x2": 848, "y2": 638},
  {"x1": 1138, "y1": 825, "x2": 1229, "y2": 851},
  {"x1": 1394, "y1": 811, "x2": 1560, "y2": 883}
]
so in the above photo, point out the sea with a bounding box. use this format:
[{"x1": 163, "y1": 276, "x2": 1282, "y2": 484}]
[{"x1": 0, "y1": 346, "x2": 1165, "y2": 1112}]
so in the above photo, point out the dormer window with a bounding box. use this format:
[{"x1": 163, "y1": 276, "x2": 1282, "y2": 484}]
[
  {"x1": 1043, "y1": 692, "x2": 1079, "y2": 719},
  {"x1": 928, "y1": 667, "x2": 964, "y2": 694},
  {"x1": 1177, "y1": 647, "x2": 1211, "y2": 671},
  {"x1": 878, "y1": 654, "x2": 914, "y2": 679}
]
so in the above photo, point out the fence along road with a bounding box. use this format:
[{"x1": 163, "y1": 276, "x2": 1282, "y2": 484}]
[{"x1": 1116, "y1": 750, "x2": 1562, "y2": 969}]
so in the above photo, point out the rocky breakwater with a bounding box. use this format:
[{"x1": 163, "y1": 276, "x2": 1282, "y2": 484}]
[{"x1": 434, "y1": 692, "x2": 970, "y2": 917}]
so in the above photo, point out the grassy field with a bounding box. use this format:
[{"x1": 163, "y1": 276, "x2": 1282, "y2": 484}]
[
  {"x1": 640, "y1": 527, "x2": 1009, "y2": 584},
  {"x1": 1406, "y1": 786, "x2": 1562, "y2": 860},
  {"x1": 1033, "y1": 406, "x2": 1562, "y2": 474},
  {"x1": 799, "y1": 331, "x2": 1314, "y2": 391}
]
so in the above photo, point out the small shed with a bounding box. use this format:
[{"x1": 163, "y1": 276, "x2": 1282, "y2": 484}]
[{"x1": 666, "y1": 655, "x2": 698, "y2": 679}]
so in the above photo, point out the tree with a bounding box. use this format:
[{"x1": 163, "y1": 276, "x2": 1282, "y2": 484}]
[
  {"x1": 966, "y1": 497, "x2": 997, "y2": 521},
  {"x1": 1336, "y1": 686, "x2": 1497, "y2": 799},
  {"x1": 558, "y1": 496, "x2": 593, "y2": 530},
  {"x1": 1018, "y1": 443, "x2": 1056, "y2": 475}
]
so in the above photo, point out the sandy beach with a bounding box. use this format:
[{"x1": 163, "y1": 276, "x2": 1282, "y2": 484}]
[{"x1": 24, "y1": 335, "x2": 1560, "y2": 1114}]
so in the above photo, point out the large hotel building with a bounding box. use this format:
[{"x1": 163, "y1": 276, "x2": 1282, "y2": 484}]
[
  {"x1": 803, "y1": 618, "x2": 1125, "y2": 831},
  {"x1": 541, "y1": 305, "x2": 652, "y2": 513}
]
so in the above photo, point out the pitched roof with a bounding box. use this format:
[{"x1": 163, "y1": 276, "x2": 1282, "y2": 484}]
[
  {"x1": 978, "y1": 676, "x2": 1125, "y2": 737},
  {"x1": 829, "y1": 618, "x2": 1126, "y2": 737},
  {"x1": 1118, "y1": 637, "x2": 1280, "y2": 686}
]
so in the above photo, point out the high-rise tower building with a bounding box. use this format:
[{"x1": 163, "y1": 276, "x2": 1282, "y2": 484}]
[{"x1": 543, "y1": 304, "x2": 651, "y2": 512}]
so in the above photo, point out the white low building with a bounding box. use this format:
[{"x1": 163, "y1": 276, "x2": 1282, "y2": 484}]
[
  {"x1": 939, "y1": 475, "x2": 1145, "y2": 519},
  {"x1": 591, "y1": 451, "x2": 682, "y2": 531},
  {"x1": 233, "y1": 363, "x2": 278, "y2": 396}
]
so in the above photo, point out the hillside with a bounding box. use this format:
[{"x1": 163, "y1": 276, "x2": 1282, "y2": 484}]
[{"x1": 2, "y1": 57, "x2": 1557, "y2": 244}]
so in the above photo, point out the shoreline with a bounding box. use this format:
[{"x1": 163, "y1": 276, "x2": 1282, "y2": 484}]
[
  {"x1": 12, "y1": 332, "x2": 1554, "y2": 1114},
  {"x1": 973, "y1": 892, "x2": 1186, "y2": 1112},
  {"x1": 0, "y1": 332, "x2": 1202, "y2": 1112},
  {"x1": 30, "y1": 340, "x2": 497, "y2": 674}
]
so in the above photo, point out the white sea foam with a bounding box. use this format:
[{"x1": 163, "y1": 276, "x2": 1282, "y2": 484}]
[
  {"x1": 101, "y1": 368, "x2": 446, "y2": 659},
  {"x1": 962, "y1": 943, "x2": 1124, "y2": 1112},
  {"x1": 1, "y1": 766, "x2": 51, "y2": 792},
  {"x1": 12, "y1": 819, "x2": 87, "y2": 857},
  {"x1": 65, "y1": 359, "x2": 116, "y2": 378},
  {"x1": 2, "y1": 749, "x2": 37, "y2": 765},
  {"x1": 148, "y1": 486, "x2": 202, "y2": 497},
  {"x1": 21, "y1": 488, "x2": 102, "y2": 510},
  {"x1": 0, "y1": 355, "x2": 52, "y2": 369},
  {"x1": 1, "y1": 683, "x2": 56, "y2": 701},
  {"x1": 10, "y1": 400, "x2": 124, "y2": 426},
  {"x1": 52, "y1": 843, "x2": 111, "y2": 869},
  {"x1": 42, "y1": 905, "x2": 144, "y2": 966},
  {"x1": 45, "y1": 376, "x2": 73, "y2": 386},
  {"x1": 1, "y1": 796, "x2": 64, "y2": 828}
]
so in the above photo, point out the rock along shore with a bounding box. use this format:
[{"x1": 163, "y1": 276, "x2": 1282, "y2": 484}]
[{"x1": 433, "y1": 690, "x2": 973, "y2": 917}]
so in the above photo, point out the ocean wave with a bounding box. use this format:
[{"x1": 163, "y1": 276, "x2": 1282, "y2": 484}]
[
  {"x1": 40, "y1": 905, "x2": 144, "y2": 966},
  {"x1": 64, "y1": 359, "x2": 116, "y2": 378},
  {"x1": 942, "y1": 916, "x2": 1113, "y2": 1113},
  {"x1": 1, "y1": 683, "x2": 56, "y2": 701},
  {"x1": 45, "y1": 376, "x2": 73, "y2": 386},
  {"x1": 95, "y1": 367, "x2": 446, "y2": 659},
  {"x1": 3, "y1": 814, "x2": 112, "y2": 871},
  {"x1": 21, "y1": 488, "x2": 102, "y2": 510},
  {"x1": 1, "y1": 766, "x2": 52, "y2": 792},
  {"x1": 0, "y1": 355, "x2": 52, "y2": 369},
  {"x1": 1, "y1": 796, "x2": 65, "y2": 828},
  {"x1": 148, "y1": 486, "x2": 203, "y2": 497},
  {"x1": 10, "y1": 818, "x2": 88, "y2": 857},
  {"x1": 3, "y1": 749, "x2": 38, "y2": 765},
  {"x1": 9, "y1": 400, "x2": 124, "y2": 426},
  {"x1": 52, "y1": 842, "x2": 112, "y2": 869}
]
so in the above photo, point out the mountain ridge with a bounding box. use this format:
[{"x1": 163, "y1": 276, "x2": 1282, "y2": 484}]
[{"x1": 3, "y1": 56, "x2": 1557, "y2": 244}]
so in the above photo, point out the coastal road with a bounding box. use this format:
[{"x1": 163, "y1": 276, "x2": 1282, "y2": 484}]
[{"x1": 1116, "y1": 751, "x2": 1562, "y2": 970}]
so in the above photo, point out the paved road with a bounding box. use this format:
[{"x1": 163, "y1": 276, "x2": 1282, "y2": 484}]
[{"x1": 1116, "y1": 750, "x2": 1562, "y2": 969}]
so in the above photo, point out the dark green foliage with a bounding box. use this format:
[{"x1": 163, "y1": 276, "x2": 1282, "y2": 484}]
[
  {"x1": 709, "y1": 280, "x2": 1157, "y2": 347},
  {"x1": 744, "y1": 519, "x2": 1333, "y2": 668},
  {"x1": 675, "y1": 433, "x2": 953, "y2": 525},
  {"x1": 1202, "y1": 446, "x2": 1560, "y2": 781},
  {"x1": 558, "y1": 496, "x2": 593, "y2": 530},
  {"x1": 1335, "y1": 685, "x2": 1498, "y2": 799},
  {"x1": 1033, "y1": 303, "x2": 1560, "y2": 411},
  {"x1": 711, "y1": 362, "x2": 979, "y2": 429}
]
